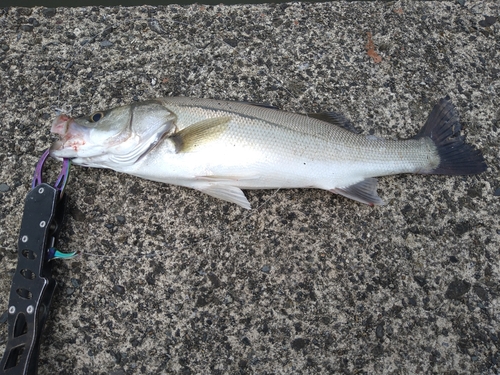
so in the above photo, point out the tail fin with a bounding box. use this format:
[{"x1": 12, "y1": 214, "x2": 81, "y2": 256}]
[{"x1": 414, "y1": 96, "x2": 487, "y2": 175}]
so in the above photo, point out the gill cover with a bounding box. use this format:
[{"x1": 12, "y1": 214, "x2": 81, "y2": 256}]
[{"x1": 50, "y1": 100, "x2": 177, "y2": 168}]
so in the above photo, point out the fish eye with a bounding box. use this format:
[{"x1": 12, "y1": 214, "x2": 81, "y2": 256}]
[{"x1": 90, "y1": 112, "x2": 104, "y2": 123}]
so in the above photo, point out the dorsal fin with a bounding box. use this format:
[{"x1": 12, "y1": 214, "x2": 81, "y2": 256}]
[
  {"x1": 161, "y1": 97, "x2": 361, "y2": 142},
  {"x1": 307, "y1": 112, "x2": 360, "y2": 134},
  {"x1": 245, "y1": 104, "x2": 359, "y2": 133},
  {"x1": 246, "y1": 102, "x2": 280, "y2": 110}
]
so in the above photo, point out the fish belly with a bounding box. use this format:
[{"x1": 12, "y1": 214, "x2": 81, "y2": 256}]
[{"x1": 126, "y1": 131, "x2": 434, "y2": 192}]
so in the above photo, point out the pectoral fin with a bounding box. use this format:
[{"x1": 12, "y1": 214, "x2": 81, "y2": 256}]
[
  {"x1": 331, "y1": 178, "x2": 385, "y2": 206},
  {"x1": 171, "y1": 116, "x2": 231, "y2": 152},
  {"x1": 198, "y1": 184, "x2": 251, "y2": 209}
]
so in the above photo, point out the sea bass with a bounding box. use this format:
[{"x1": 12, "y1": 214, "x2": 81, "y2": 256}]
[{"x1": 49, "y1": 97, "x2": 486, "y2": 209}]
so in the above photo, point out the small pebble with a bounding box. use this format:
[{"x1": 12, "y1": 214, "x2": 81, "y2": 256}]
[
  {"x1": 116, "y1": 215, "x2": 126, "y2": 224},
  {"x1": 42, "y1": 8, "x2": 56, "y2": 18},
  {"x1": 28, "y1": 18, "x2": 40, "y2": 27},
  {"x1": 261, "y1": 265, "x2": 271, "y2": 273},
  {"x1": 113, "y1": 285, "x2": 125, "y2": 295},
  {"x1": 100, "y1": 40, "x2": 113, "y2": 47},
  {"x1": 445, "y1": 279, "x2": 471, "y2": 300},
  {"x1": 224, "y1": 294, "x2": 233, "y2": 304},
  {"x1": 376, "y1": 323, "x2": 384, "y2": 339},
  {"x1": 16, "y1": 8, "x2": 32, "y2": 16},
  {"x1": 20, "y1": 25, "x2": 34, "y2": 32},
  {"x1": 291, "y1": 337, "x2": 308, "y2": 350},
  {"x1": 414, "y1": 275, "x2": 427, "y2": 287},
  {"x1": 493, "y1": 188, "x2": 500, "y2": 196},
  {"x1": 479, "y1": 15, "x2": 497, "y2": 27},
  {"x1": 0, "y1": 183, "x2": 9, "y2": 192}
]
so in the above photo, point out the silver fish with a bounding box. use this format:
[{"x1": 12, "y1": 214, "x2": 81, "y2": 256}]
[{"x1": 49, "y1": 97, "x2": 486, "y2": 209}]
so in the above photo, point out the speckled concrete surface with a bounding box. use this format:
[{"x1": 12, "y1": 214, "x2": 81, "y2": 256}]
[{"x1": 0, "y1": 1, "x2": 499, "y2": 374}]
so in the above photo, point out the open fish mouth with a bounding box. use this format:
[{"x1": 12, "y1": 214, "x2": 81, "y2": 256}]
[
  {"x1": 49, "y1": 115, "x2": 89, "y2": 159},
  {"x1": 50, "y1": 114, "x2": 71, "y2": 135}
]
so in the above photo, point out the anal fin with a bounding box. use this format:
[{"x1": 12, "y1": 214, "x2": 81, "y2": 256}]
[
  {"x1": 331, "y1": 178, "x2": 385, "y2": 206},
  {"x1": 198, "y1": 184, "x2": 251, "y2": 209}
]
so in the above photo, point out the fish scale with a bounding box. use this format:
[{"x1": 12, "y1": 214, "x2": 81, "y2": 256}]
[
  {"x1": 145, "y1": 98, "x2": 438, "y2": 179},
  {"x1": 50, "y1": 96, "x2": 486, "y2": 209}
]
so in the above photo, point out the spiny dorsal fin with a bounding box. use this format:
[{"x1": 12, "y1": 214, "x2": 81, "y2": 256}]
[
  {"x1": 245, "y1": 104, "x2": 359, "y2": 132},
  {"x1": 247, "y1": 102, "x2": 280, "y2": 110},
  {"x1": 307, "y1": 112, "x2": 360, "y2": 134},
  {"x1": 171, "y1": 116, "x2": 231, "y2": 153}
]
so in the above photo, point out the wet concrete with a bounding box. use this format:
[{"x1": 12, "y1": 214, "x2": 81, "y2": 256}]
[{"x1": 0, "y1": 1, "x2": 499, "y2": 374}]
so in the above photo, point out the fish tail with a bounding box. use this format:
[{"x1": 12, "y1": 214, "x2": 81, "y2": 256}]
[{"x1": 414, "y1": 96, "x2": 487, "y2": 175}]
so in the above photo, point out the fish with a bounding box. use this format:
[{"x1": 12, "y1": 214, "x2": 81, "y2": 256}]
[{"x1": 49, "y1": 96, "x2": 487, "y2": 209}]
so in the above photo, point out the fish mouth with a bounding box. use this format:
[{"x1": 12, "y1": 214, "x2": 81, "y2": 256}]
[
  {"x1": 50, "y1": 114, "x2": 71, "y2": 135},
  {"x1": 49, "y1": 114, "x2": 88, "y2": 160}
]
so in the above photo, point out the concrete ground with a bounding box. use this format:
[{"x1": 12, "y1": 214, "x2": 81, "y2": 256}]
[{"x1": 0, "y1": 1, "x2": 499, "y2": 374}]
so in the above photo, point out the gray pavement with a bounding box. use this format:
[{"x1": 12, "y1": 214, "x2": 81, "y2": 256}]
[{"x1": 0, "y1": 1, "x2": 499, "y2": 374}]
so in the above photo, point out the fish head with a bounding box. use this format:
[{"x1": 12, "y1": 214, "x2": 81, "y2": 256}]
[{"x1": 50, "y1": 100, "x2": 176, "y2": 168}]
